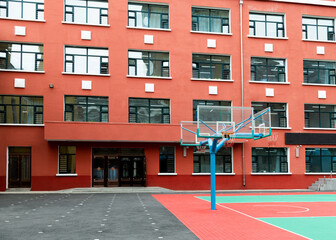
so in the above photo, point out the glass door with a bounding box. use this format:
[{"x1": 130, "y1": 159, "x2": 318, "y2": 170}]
[{"x1": 9, "y1": 147, "x2": 31, "y2": 188}]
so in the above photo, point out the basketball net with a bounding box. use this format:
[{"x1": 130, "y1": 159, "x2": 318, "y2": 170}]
[
  {"x1": 225, "y1": 138, "x2": 235, "y2": 147},
  {"x1": 267, "y1": 133, "x2": 278, "y2": 147},
  {"x1": 196, "y1": 145, "x2": 206, "y2": 153}
]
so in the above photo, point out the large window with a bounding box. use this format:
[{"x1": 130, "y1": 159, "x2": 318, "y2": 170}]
[
  {"x1": 0, "y1": 95, "x2": 43, "y2": 124},
  {"x1": 251, "y1": 57, "x2": 286, "y2": 82},
  {"x1": 64, "y1": 0, "x2": 108, "y2": 25},
  {"x1": 252, "y1": 102, "x2": 287, "y2": 128},
  {"x1": 128, "y1": 2, "x2": 168, "y2": 29},
  {"x1": 193, "y1": 147, "x2": 232, "y2": 173},
  {"x1": 192, "y1": 54, "x2": 230, "y2": 80},
  {"x1": 159, "y1": 146, "x2": 175, "y2": 173},
  {"x1": 192, "y1": 7, "x2": 229, "y2": 34},
  {"x1": 64, "y1": 96, "x2": 108, "y2": 122},
  {"x1": 193, "y1": 100, "x2": 231, "y2": 121},
  {"x1": 252, "y1": 148, "x2": 288, "y2": 173},
  {"x1": 64, "y1": 46, "x2": 108, "y2": 74},
  {"x1": 302, "y1": 16, "x2": 335, "y2": 41},
  {"x1": 0, "y1": 0, "x2": 44, "y2": 20},
  {"x1": 249, "y1": 12, "x2": 285, "y2": 38},
  {"x1": 304, "y1": 60, "x2": 336, "y2": 85},
  {"x1": 305, "y1": 104, "x2": 336, "y2": 128},
  {"x1": 129, "y1": 98, "x2": 170, "y2": 124},
  {"x1": 128, "y1": 50, "x2": 169, "y2": 77},
  {"x1": 0, "y1": 42, "x2": 43, "y2": 71},
  {"x1": 306, "y1": 148, "x2": 336, "y2": 173},
  {"x1": 59, "y1": 146, "x2": 76, "y2": 174}
]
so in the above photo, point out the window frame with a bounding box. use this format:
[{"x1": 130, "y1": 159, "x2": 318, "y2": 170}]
[
  {"x1": 252, "y1": 147, "x2": 289, "y2": 173},
  {"x1": 0, "y1": 0, "x2": 44, "y2": 20},
  {"x1": 191, "y1": 7, "x2": 230, "y2": 34},
  {"x1": 128, "y1": 2, "x2": 169, "y2": 30},
  {"x1": 159, "y1": 146, "x2": 175, "y2": 174},
  {"x1": 64, "y1": 46, "x2": 109, "y2": 75},
  {"x1": 0, "y1": 95, "x2": 43, "y2": 124},
  {"x1": 251, "y1": 102, "x2": 287, "y2": 128},
  {"x1": 250, "y1": 57, "x2": 286, "y2": 83},
  {"x1": 64, "y1": 0, "x2": 108, "y2": 25},
  {"x1": 302, "y1": 16, "x2": 335, "y2": 41},
  {"x1": 64, "y1": 95, "x2": 109, "y2": 123},
  {"x1": 58, "y1": 146, "x2": 76, "y2": 174},
  {"x1": 0, "y1": 42, "x2": 44, "y2": 71},
  {"x1": 303, "y1": 60, "x2": 336, "y2": 85},
  {"x1": 128, "y1": 97, "x2": 170, "y2": 124},
  {"x1": 249, "y1": 12, "x2": 285, "y2": 38},
  {"x1": 304, "y1": 104, "x2": 336, "y2": 129},
  {"x1": 306, "y1": 148, "x2": 336, "y2": 173},
  {"x1": 192, "y1": 53, "x2": 231, "y2": 80}
]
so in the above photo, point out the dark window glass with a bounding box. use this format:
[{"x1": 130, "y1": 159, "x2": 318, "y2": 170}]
[
  {"x1": 193, "y1": 147, "x2": 232, "y2": 173},
  {"x1": 159, "y1": 146, "x2": 175, "y2": 173},
  {"x1": 128, "y1": 3, "x2": 168, "y2": 29},
  {"x1": 0, "y1": 95, "x2": 43, "y2": 124},
  {"x1": 305, "y1": 104, "x2": 336, "y2": 128},
  {"x1": 249, "y1": 13, "x2": 284, "y2": 37},
  {"x1": 0, "y1": 0, "x2": 44, "y2": 20},
  {"x1": 252, "y1": 148, "x2": 288, "y2": 173},
  {"x1": 59, "y1": 146, "x2": 76, "y2": 174},
  {"x1": 193, "y1": 54, "x2": 230, "y2": 80},
  {"x1": 302, "y1": 17, "x2": 334, "y2": 41},
  {"x1": 306, "y1": 148, "x2": 336, "y2": 173},
  {"x1": 252, "y1": 102, "x2": 287, "y2": 128},
  {"x1": 192, "y1": 7, "x2": 229, "y2": 33},
  {"x1": 129, "y1": 98, "x2": 170, "y2": 124},
  {"x1": 64, "y1": 96, "x2": 108, "y2": 122},
  {"x1": 303, "y1": 60, "x2": 336, "y2": 85},
  {"x1": 251, "y1": 57, "x2": 286, "y2": 82}
]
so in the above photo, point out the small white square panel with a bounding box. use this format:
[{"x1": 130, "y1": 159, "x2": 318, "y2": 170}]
[
  {"x1": 15, "y1": 26, "x2": 26, "y2": 36},
  {"x1": 264, "y1": 43, "x2": 273, "y2": 52},
  {"x1": 209, "y1": 86, "x2": 217, "y2": 95},
  {"x1": 144, "y1": 35, "x2": 154, "y2": 44},
  {"x1": 265, "y1": 88, "x2": 274, "y2": 97},
  {"x1": 317, "y1": 46, "x2": 325, "y2": 55},
  {"x1": 81, "y1": 30, "x2": 91, "y2": 40},
  {"x1": 82, "y1": 80, "x2": 92, "y2": 90},
  {"x1": 318, "y1": 90, "x2": 326, "y2": 99},
  {"x1": 14, "y1": 78, "x2": 25, "y2": 88},
  {"x1": 207, "y1": 39, "x2": 216, "y2": 48},
  {"x1": 145, "y1": 83, "x2": 154, "y2": 92}
]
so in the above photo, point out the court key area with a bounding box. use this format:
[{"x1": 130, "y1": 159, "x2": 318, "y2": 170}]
[{"x1": 154, "y1": 192, "x2": 336, "y2": 240}]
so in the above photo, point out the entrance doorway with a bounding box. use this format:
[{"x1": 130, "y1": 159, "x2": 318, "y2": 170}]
[
  {"x1": 8, "y1": 147, "x2": 31, "y2": 188},
  {"x1": 92, "y1": 148, "x2": 146, "y2": 187}
]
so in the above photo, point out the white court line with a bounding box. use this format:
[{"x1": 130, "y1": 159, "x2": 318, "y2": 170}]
[{"x1": 253, "y1": 204, "x2": 310, "y2": 214}]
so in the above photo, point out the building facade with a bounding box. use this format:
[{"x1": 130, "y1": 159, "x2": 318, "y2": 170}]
[{"x1": 1, "y1": 0, "x2": 336, "y2": 191}]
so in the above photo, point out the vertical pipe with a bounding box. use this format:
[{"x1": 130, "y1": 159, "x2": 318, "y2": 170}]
[{"x1": 210, "y1": 152, "x2": 216, "y2": 210}]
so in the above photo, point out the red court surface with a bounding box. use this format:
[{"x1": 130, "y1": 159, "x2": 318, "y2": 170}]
[{"x1": 153, "y1": 193, "x2": 336, "y2": 240}]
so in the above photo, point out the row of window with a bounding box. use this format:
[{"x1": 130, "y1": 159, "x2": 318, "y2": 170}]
[
  {"x1": 1, "y1": 42, "x2": 336, "y2": 84},
  {"x1": 2, "y1": 0, "x2": 336, "y2": 42},
  {"x1": 1, "y1": 95, "x2": 335, "y2": 129},
  {"x1": 59, "y1": 146, "x2": 336, "y2": 174}
]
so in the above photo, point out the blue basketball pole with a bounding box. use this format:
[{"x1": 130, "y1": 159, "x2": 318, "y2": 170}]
[{"x1": 208, "y1": 138, "x2": 218, "y2": 210}]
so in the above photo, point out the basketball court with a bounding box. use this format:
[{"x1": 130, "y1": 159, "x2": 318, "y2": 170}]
[{"x1": 154, "y1": 192, "x2": 336, "y2": 240}]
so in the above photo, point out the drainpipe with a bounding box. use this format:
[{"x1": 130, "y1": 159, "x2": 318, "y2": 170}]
[{"x1": 239, "y1": 0, "x2": 246, "y2": 187}]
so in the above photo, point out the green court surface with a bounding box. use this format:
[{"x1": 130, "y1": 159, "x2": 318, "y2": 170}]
[
  {"x1": 259, "y1": 217, "x2": 336, "y2": 240},
  {"x1": 197, "y1": 194, "x2": 336, "y2": 203}
]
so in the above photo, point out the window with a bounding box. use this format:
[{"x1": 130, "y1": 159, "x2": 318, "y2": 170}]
[
  {"x1": 193, "y1": 147, "x2": 232, "y2": 173},
  {"x1": 306, "y1": 148, "x2": 336, "y2": 173},
  {"x1": 128, "y1": 50, "x2": 169, "y2": 77},
  {"x1": 192, "y1": 54, "x2": 230, "y2": 80},
  {"x1": 304, "y1": 60, "x2": 336, "y2": 85},
  {"x1": 302, "y1": 16, "x2": 335, "y2": 41},
  {"x1": 159, "y1": 146, "x2": 175, "y2": 173},
  {"x1": 64, "y1": 0, "x2": 108, "y2": 25},
  {"x1": 252, "y1": 148, "x2": 288, "y2": 173},
  {"x1": 251, "y1": 57, "x2": 286, "y2": 82},
  {"x1": 192, "y1": 7, "x2": 229, "y2": 34},
  {"x1": 129, "y1": 98, "x2": 170, "y2": 124},
  {"x1": 64, "y1": 46, "x2": 108, "y2": 74},
  {"x1": 64, "y1": 96, "x2": 108, "y2": 122},
  {"x1": 59, "y1": 146, "x2": 76, "y2": 174},
  {"x1": 252, "y1": 102, "x2": 287, "y2": 128},
  {"x1": 249, "y1": 12, "x2": 285, "y2": 38},
  {"x1": 0, "y1": 95, "x2": 43, "y2": 124},
  {"x1": 193, "y1": 100, "x2": 231, "y2": 121},
  {"x1": 128, "y1": 2, "x2": 168, "y2": 29},
  {"x1": 0, "y1": 42, "x2": 43, "y2": 71},
  {"x1": 0, "y1": 0, "x2": 44, "y2": 20},
  {"x1": 305, "y1": 104, "x2": 336, "y2": 128}
]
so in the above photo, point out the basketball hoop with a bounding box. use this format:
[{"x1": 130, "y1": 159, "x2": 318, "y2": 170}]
[
  {"x1": 221, "y1": 131, "x2": 234, "y2": 139},
  {"x1": 267, "y1": 133, "x2": 278, "y2": 146},
  {"x1": 196, "y1": 145, "x2": 207, "y2": 153}
]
